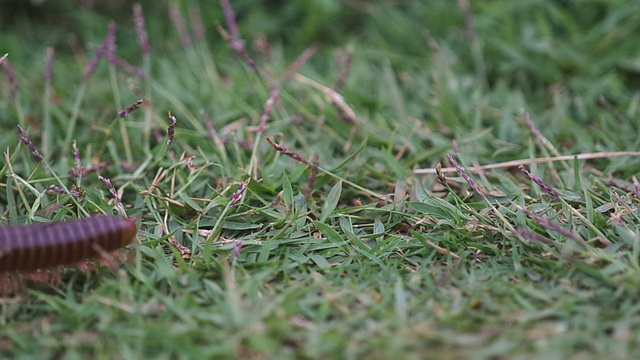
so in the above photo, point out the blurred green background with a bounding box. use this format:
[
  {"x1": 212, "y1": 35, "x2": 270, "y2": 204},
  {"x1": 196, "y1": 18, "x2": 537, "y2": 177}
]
[{"x1": 3, "y1": 0, "x2": 640, "y2": 105}]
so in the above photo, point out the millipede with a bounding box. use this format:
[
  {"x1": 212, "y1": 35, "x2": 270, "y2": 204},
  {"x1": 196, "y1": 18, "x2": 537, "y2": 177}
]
[{"x1": 0, "y1": 215, "x2": 137, "y2": 272}]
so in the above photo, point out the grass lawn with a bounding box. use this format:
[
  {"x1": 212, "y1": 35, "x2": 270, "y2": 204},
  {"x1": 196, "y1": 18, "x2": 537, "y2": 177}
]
[{"x1": 2, "y1": 0, "x2": 640, "y2": 358}]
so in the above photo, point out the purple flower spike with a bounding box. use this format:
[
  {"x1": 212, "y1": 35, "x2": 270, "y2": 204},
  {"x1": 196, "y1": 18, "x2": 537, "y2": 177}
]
[
  {"x1": 168, "y1": 4, "x2": 192, "y2": 49},
  {"x1": 115, "y1": 57, "x2": 145, "y2": 79},
  {"x1": 84, "y1": 23, "x2": 117, "y2": 80},
  {"x1": 99, "y1": 175, "x2": 126, "y2": 216},
  {"x1": 201, "y1": 111, "x2": 220, "y2": 142},
  {"x1": 167, "y1": 112, "x2": 177, "y2": 145},
  {"x1": 279, "y1": 44, "x2": 320, "y2": 83},
  {"x1": 84, "y1": 45, "x2": 105, "y2": 80},
  {"x1": 133, "y1": 4, "x2": 149, "y2": 59},
  {"x1": 519, "y1": 165, "x2": 560, "y2": 198},
  {"x1": 118, "y1": 99, "x2": 144, "y2": 118},
  {"x1": 514, "y1": 227, "x2": 553, "y2": 245},
  {"x1": 218, "y1": 0, "x2": 260, "y2": 74},
  {"x1": 71, "y1": 140, "x2": 83, "y2": 179},
  {"x1": 447, "y1": 154, "x2": 485, "y2": 199},
  {"x1": 105, "y1": 22, "x2": 117, "y2": 66},
  {"x1": 519, "y1": 206, "x2": 583, "y2": 243},
  {"x1": 2, "y1": 59, "x2": 19, "y2": 97},
  {"x1": 45, "y1": 185, "x2": 66, "y2": 195},
  {"x1": 233, "y1": 240, "x2": 243, "y2": 258},
  {"x1": 522, "y1": 109, "x2": 543, "y2": 139},
  {"x1": 266, "y1": 138, "x2": 312, "y2": 166},
  {"x1": 17, "y1": 125, "x2": 43, "y2": 161},
  {"x1": 230, "y1": 178, "x2": 250, "y2": 207},
  {"x1": 258, "y1": 87, "x2": 279, "y2": 133}
]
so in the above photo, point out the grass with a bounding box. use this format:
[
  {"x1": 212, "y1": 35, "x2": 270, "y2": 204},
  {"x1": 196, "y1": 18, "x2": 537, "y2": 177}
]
[{"x1": 2, "y1": 0, "x2": 640, "y2": 358}]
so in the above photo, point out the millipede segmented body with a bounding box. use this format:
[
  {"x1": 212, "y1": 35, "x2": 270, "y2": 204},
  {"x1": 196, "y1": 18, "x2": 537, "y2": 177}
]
[{"x1": 0, "y1": 216, "x2": 136, "y2": 272}]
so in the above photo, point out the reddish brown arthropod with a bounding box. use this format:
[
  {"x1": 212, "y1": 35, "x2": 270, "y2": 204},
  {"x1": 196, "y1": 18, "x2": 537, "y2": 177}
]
[{"x1": 0, "y1": 215, "x2": 136, "y2": 272}]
